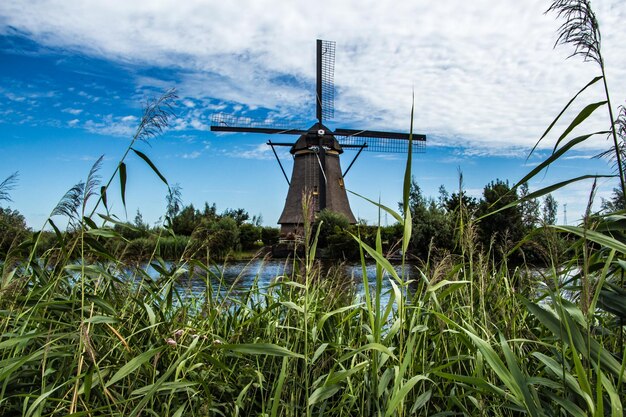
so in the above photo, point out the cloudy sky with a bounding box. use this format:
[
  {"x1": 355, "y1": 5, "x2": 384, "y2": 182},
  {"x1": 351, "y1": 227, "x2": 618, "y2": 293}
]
[{"x1": 1, "y1": 0, "x2": 625, "y2": 228}]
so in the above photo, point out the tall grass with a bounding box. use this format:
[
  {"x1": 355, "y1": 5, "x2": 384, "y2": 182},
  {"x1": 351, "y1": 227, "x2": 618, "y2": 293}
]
[{"x1": 1, "y1": 2, "x2": 625, "y2": 415}]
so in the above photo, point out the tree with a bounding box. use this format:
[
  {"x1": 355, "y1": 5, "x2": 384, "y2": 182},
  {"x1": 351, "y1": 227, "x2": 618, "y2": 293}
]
[
  {"x1": 600, "y1": 187, "x2": 625, "y2": 212},
  {"x1": 444, "y1": 191, "x2": 478, "y2": 214},
  {"x1": 202, "y1": 202, "x2": 218, "y2": 220},
  {"x1": 437, "y1": 185, "x2": 449, "y2": 208},
  {"x1": 191, "y1": 216, "x2": 240, "y2": 258},
  {"x1": 477, "y1": 179, "x2": 523, "y2": 252},
  {"x1": 222, "y1": 208, "x2": 249, "y2": 226},
  {"x1": 542, "y1": 194, "x2": 558, "y2": 225},
  {"x1": 251, "y1": 213, "x2": 263, "y2": 227},
  {"x1": 0, "y1": 207, "x2": 28, "y2": 255},
  {"x1": 208, "y1": 217, "x2": 240, "y2": 257},
  {"x1": 316, "y1": 209, "x2": 350, "y2": 246},
  {"x1": 134, "y1": 209, "x2": 147, "y2": 230},
  {"x1": 519, "y1": 182, "x2": 540, "y2": 230},
  {"x1": 261, "y1": 227, "x2": 280, "y2": 246},
  {"x1": 172, "y1": 204, "x2": 198, "y2": 236},
  {"x1": 403, "y1": 177, "x2": 454, "y2": 258},
  {"x1": 165, "y1": 184, "x2": 182, "y2": 226},
  {"x1": 239, "y1": 223, "x2": 261, "y2": 250},
  {"x1": 314, "y1": 209, "x2": 358, "y2": 257}
]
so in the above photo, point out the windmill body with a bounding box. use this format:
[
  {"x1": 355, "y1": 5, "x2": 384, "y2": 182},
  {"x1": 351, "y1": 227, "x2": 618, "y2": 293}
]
[
  {"x1": 211, "y1": 40, "x2": 426, "y2": 236},
  {"x1": 277, "y1": 123, "x2": 356, "y2": 235}
]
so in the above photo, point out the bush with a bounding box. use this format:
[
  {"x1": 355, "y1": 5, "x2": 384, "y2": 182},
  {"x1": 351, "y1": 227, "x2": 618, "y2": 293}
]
[
  {"x1": 261, "y1": 227, "x2": 280, "y2": 246},
  {"x1": 239, "y1": 223, "x2": 261, "y2": 250}
]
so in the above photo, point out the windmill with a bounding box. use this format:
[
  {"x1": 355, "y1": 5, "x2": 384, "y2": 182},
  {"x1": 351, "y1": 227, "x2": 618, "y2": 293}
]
[{"x1": 211, "y1": 40, "x2": 426, "y2": 235}]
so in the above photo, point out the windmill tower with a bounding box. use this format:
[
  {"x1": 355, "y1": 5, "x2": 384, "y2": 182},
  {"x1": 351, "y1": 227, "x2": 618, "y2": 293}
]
[{"x1": 211, "y1": 40, "x2": 426, "y2": 235}]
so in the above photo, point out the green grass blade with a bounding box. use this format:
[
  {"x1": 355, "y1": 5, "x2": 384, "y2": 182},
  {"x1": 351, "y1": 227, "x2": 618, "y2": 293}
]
[
  {"x1": 347, "y1": 190, "x2": 404, "y2": 224},
  {"x1": 552, "y1": 225, "x2": 626, "y2": 254},
  {"x1": 270, "y1": 357, "x2": 289, "y2": 417},
  {"x1": 131, "y1": 148, "x2": 168, "y2": 185},
  {"x1": 338, "y1": 343, "x2": 397, "y2": 363},
  {"x1": 220, "y1": 343, "x2": 305, "y2": 359},
  {"x1": 350, "y1": 233, "x2": 400, "y2": 284},
  {"x1": 119, "y1": 162, "x2": 127, "y2": 209},
  {"x1": 601, "y1": 371, "x2": 623, "y2": 417},
  {"x1": 528, "y1": 75, "x2": 603, "y2": 158},
  {"x1": 308, "y1": 385, "x2": 341, "y2": 406},
  {"x1": 484, "y1": 174, "x2": 613, "y2": 220},
  {"x1": 519, "y1": 132, "x2": 608, "y2": 190},
  {"x1": 105, "y1": 347, "x2": 164, "y2": 388},
  {"x1": 499, "y1": 333, "x2": 541, "y2": 417},
  {"x1": 552, "y1": 101, "x2": 607, "y2": 152},
  {"x1": 384, "y1": 374, "x2": 430, "y2": 417},
  {"x1": 402, "y1": 97, "x2": 415, "y2": 215}
]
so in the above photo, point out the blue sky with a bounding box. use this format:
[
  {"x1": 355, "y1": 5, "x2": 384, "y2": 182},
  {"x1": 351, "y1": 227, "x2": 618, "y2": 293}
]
[{"x1": 1, "y1": 0, "x2": 625, "y2": 229}]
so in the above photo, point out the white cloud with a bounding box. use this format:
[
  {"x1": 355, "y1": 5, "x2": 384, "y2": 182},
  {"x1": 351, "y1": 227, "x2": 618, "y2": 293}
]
[
  {"x1": 5, "y1": 92, "x2": 25, "y2": 102},
  {"x1": 68, "y1": 118, "x2": 79, "y2": 126},
  {"x1": 1, "y1": 0, "x2": 625, "y2": 156},
  {"x1": 62, "y1": 107, "x2": 83, "y2": 115},
  {"x1": 563, "y1": 154, "x2": 597, "y2": 160},
  {"x1": 373, "y1": 154, "x2": 401, "y2": 161},
  {"x1": 227, "y1": 143, "x2": 290, "y2": 160},
  {"x1": 83, "y1": 114, "x2": 137, "y2": 137},
  {"x1": 181, "y1": 151, "x2": 201, "y2": 159}
]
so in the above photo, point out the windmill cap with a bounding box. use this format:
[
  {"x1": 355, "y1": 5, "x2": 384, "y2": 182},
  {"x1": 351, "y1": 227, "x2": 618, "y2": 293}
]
[{"x1": 290, "y1": 123, "x2": 343, "y2": 154}]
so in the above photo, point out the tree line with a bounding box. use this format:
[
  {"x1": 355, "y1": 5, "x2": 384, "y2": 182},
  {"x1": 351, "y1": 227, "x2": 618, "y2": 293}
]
[
  {"x1": 308, "y1": 177, "x2": 562, "y2": 264},
  {"x1": 3, "y1": 172, "x2": 623, "y2": 264}
]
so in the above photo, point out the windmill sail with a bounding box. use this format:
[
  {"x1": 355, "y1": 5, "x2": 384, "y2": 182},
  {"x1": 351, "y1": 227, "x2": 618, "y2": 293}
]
[
  {"x1": 210, "y1": 39, "x2": 427, "y2": 235},
  {"x1": 317, "y1": 39, "x2": 335, "y2": 123}
]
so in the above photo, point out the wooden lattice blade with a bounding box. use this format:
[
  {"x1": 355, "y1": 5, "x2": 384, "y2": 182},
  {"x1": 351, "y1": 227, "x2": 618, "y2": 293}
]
[{"x1": 333, "y1": 128, "x2": 426, "y2": 141}]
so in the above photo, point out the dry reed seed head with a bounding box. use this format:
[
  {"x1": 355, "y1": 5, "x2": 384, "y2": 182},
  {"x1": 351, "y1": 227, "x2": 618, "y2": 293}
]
[
  {"x1": 616, "y1": 105, "x2": 626, "y2": 140},
  {"x1": 0, "y1": 171, "x2": 18, "y2": 203},
  {"x1": 136, "y1": 88, "x2": 178, "y2": 143},
  {"x1": 547, "y1": 0, "x2": 602, "y2": 66},
  {"x1": 83, "y1": 155, "x2": 104, "y2": 209},
  {"x1": 80, "y1": 323, "x2": 98, "y2": 365},
  {"x1": 51, "y1": 182, "x2": 86, "y2": 221}
]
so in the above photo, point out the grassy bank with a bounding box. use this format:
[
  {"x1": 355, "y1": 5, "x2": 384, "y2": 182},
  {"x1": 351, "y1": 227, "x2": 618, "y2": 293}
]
[{"x1": 1, "y1": 201, "x2": 624, "y2": 416}]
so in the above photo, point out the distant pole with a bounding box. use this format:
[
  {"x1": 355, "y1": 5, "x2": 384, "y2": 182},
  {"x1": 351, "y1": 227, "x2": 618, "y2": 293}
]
[{"x1": 563, "y1": 203, "x2": 568, "y2": 225}]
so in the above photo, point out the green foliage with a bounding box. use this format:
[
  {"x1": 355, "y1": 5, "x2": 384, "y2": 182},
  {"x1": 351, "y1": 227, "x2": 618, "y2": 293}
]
[
  {"x1": 0, "y1": 207, "x2": 28, "y2": 256},
  {"x1": 316, "y1": 209, "x2": 350, "y2": 249},
  {"x1": 543, "y1": 193, "x2": 559, "y2": 224},
  {"x1": 239, "y1": 223, "x2": 261, "y2": 250},
  {"x1": 519, "y1": 182, "x2": 541, "y2": 230},
  {"x1": 222, "y1": 207, "x2": 249, "y2": 226},
  {"x1": 601, "y1": 187, "x2": 625, "y2": 213},
  {"x1": 403, "y1": 177, "x2": 454, "y2": 258},
  {"x1": 165, "y1": 183, "x2": 182, "y2": 225},
  {"x1": 191, "y1": 216, "x2": 240, "y2": 258},
  {"x1": 477, "y1": 179, "x2": 524, "y2": 254},
  {"x1": 172, "y1": 203, "x2": 198, "y2": 235},
  {"x1": 261, "y1": 226, "x2": 280, "y2": 246}
]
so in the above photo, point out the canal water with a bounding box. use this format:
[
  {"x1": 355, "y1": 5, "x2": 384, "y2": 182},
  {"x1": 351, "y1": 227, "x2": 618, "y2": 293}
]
[{"x1": 146, "y1": 258, "x2": 417, "y2": 302}]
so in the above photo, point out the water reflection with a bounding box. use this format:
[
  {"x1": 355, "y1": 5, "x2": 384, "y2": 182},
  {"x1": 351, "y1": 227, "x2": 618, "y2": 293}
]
[{"x1": 145, "y1": 259, "x2": 418, "y2": 303}]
